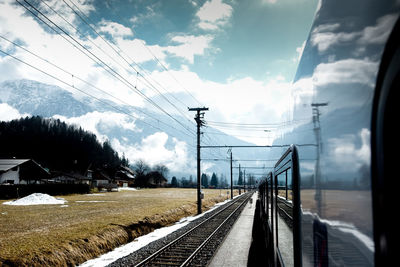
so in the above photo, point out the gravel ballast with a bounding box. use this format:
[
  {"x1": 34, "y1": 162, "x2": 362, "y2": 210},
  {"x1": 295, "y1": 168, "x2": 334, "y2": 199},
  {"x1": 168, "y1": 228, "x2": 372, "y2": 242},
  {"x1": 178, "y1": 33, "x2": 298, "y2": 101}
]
[{"x1": 109, "y1": 194, "x2": 251, "y2": 267}]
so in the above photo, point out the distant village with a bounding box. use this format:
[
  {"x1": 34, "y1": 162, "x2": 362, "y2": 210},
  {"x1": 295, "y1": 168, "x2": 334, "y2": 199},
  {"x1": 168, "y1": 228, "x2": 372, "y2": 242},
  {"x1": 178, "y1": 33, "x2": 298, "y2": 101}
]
[
  {"x1": 0, "y1": 158, "x2": 144, "y2": 189},
  {"x1": 0, "y1": 117, "x2": 169, "y2": 198},
  {"x1": 0, "y1": 117, "x2": 238, "y2": 200}
]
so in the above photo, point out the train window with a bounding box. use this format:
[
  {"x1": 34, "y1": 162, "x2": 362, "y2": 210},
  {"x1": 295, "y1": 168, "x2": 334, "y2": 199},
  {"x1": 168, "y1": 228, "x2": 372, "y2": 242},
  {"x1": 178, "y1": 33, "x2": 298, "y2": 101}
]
[
  {"x1": 287, "y1": 168, "x2": 292, "y2": 201},
  {"x1": 268, "y1": 172, "x2": 273, "y2": 224},
  {"x1": 276, "y1": 169, "x2": 294, "y2": 267},
  {"x1": 273, "y1": 145, "x2": 301, "y2": 267}
]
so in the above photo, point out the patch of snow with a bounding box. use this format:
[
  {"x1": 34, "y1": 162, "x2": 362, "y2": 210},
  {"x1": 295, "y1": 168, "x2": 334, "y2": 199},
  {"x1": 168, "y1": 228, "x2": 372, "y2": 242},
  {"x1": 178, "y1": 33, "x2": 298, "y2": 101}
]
[
  {"x1": 118, "y1": 187, "x2": 138, "y2": 191},
  {"x1": 2, "y1": 193, "x2": 66, "y2": 205},
  {"x1": 78, "y1": 196, "x2": 238, "y2": 267}
]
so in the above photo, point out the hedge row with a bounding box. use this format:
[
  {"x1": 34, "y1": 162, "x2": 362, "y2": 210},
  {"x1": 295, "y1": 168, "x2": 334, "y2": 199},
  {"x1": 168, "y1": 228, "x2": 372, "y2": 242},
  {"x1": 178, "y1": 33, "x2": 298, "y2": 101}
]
[{"x1": 0, "y1": 184, "x2": 90, "y2": 199}]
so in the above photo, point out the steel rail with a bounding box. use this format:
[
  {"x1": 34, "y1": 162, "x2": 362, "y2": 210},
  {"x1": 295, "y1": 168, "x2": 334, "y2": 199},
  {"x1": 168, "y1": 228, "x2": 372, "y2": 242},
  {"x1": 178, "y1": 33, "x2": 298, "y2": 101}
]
[
  {"x1": 180, "y1": 193, "x2": 252, "y2": 266},
  {"x1": 134, "y1": 193, "x2": 251, "y2": 267}
]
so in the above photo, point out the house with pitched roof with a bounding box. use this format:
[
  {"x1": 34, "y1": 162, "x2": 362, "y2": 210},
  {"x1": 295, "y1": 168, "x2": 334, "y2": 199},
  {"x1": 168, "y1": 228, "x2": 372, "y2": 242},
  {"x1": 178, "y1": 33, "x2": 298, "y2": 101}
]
[{"x1": 0, "y1": 159, "x2": 50, "y2": 184}]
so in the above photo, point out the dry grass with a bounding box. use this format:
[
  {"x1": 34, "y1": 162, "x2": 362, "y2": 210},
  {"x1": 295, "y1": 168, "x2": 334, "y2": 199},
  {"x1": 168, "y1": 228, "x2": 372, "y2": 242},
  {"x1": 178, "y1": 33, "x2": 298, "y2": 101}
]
[{"x1": 0, "y1": 188, "x2": 239, "y2": 266}]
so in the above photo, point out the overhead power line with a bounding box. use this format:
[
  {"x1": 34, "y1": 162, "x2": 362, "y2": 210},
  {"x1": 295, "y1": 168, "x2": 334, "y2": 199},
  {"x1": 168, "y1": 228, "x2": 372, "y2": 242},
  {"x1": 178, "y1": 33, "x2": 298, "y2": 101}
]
[
  {"x1": 62, "y1": 0, "x2": 198, "y2": 126},
  {"x1": 17, "y1": 0, "x2": 195, "y2": 137},
  {"x1": 0, "y1": 49, "x2": 157, "y2": 131},
  {"x1": 0, "y1": 35, "x2": 193, "y2": 139}
]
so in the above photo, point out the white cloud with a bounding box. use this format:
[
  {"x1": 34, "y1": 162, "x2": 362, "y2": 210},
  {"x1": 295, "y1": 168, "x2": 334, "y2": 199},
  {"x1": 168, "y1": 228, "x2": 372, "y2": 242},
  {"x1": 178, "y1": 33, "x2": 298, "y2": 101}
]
[
  {"x1": 310, "y1": 14, "x2": 397, "y2": 53},
  {"x1": 53, "y1": 111, "x2": 138, "y2": 143},
  {"x1": 292, "y1": 76, "x2": 313, "y2": 106},
  {"x1": 112, "y1": 132, "x2": 192, "y2": 172},
  {"x1": 147, "y1": 67, "x2": 293, "y2": 144},
  {"x1": 0, "y1": 103, "x2": 30, "y2": 121},
  {"x1": 327, "y1": 128, "x2": 371, "y2": 171},
  {"x1": 98, "y1": 20, "x2": 134, "y2": 38},
  {"x1": 291, "y1": 57, "x2": 378, "y2": 125},
  {"x1": 165, "y1": 35, "x2": 214, "y2": 64},
  {"x1": 36, "y1": 0, "x2": 95, "y2": 35},
  {"x1": 196, "y1": 0, "x2": 233, "y2": 31},
  {"x1": 358, "y1": 14, "x2": 397, "y2": 45},
  {"x1": 117, "y1": 34, "x2": 213, "y2": 65},
  {"x1": 116, "y1": 38, "x2": 166, "y2": 65},
  {"x1": 310, "y1": 24, "x2": 357, "y2": 52},
  {"x1": 313, "y1": 58, "x2": 378, "y2": 87}
]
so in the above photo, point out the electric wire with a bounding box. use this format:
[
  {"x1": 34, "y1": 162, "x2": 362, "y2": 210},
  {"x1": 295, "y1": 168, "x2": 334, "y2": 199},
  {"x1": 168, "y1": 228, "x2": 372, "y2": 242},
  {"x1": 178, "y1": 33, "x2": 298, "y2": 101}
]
[
  {"x1": 17, "y1": 0, "x2": 195, "y2": 137},
  {"x1": 41, "y1": 0, "x2": 197, "y2": 132},
  {"x1": 62, "y1": 0, "x2": 197, "y2": 128},
  {"x1": 0, "y1": 34, "x2": 195, "y2": 140},
  {"x1": 0, "y1": 48, "x2": 168, "y2": 133}
]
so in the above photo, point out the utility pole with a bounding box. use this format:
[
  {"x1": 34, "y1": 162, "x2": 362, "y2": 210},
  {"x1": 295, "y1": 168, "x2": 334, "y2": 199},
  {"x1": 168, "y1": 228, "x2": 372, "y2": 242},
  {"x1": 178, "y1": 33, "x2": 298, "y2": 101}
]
[
  {"x1": 189, "y1": 107, "x2": 209, "y2": 214},
  {"x1": 244, "y1": 169, "x2": 246, "y2": 193},
  {"x1": 238, "y1": 164, "x2": 241, "y2": 195},
  {"x1": 311, "y1": 102, "x2": 328, "y2": 216},
  {"x1": 229, "y1": 149, "x2": 233, "y2": 199}
]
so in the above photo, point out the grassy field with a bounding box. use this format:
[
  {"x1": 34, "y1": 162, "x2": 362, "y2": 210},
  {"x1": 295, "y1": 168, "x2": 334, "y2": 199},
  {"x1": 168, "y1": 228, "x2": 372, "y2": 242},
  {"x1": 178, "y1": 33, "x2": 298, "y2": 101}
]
[{"x1": 0, "y1": 188, "x2": 239, "y2": 266}]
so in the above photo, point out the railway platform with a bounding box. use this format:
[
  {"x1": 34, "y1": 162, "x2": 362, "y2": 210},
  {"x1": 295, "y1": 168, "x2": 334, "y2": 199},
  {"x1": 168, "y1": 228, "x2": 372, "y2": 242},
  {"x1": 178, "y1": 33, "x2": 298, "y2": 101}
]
[{"x1": 208, "y1": 192, "x2": 257, "y2": 267}]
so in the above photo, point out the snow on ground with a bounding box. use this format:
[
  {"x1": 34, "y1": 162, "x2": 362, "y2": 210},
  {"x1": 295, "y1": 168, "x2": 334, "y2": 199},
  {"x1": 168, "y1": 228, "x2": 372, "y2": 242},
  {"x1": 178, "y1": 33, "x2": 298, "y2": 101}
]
[
  {"x1": 2, "y1": 193, "x2": 66, "y2": 205},
  {"x1": 79, "y1": 196, "x2": 238, "y2": 267},
  {"x1": 118, "y1": 187, "x2": 138, "y2": 191}
]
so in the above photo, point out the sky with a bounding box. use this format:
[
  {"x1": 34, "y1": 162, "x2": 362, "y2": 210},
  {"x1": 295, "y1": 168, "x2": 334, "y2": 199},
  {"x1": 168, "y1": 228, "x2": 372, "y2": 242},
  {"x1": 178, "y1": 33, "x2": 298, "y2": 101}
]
[{"x1": 0, "y1": 0, "x2": 319, "y2": 168}]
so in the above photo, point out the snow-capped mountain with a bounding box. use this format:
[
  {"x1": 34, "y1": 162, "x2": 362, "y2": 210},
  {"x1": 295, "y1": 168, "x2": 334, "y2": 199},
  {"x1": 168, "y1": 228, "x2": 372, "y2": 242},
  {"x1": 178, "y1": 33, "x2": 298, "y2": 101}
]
[{"x1": 0, "y1": 79, "x2": 93, "y2": 117}]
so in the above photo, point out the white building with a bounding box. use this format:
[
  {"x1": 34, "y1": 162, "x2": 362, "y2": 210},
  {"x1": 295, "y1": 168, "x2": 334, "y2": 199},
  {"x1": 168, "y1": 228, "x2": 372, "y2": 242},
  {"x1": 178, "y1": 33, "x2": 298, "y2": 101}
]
[{"x1": 0, "y1": 159, "x2": 50, "y2": 184}]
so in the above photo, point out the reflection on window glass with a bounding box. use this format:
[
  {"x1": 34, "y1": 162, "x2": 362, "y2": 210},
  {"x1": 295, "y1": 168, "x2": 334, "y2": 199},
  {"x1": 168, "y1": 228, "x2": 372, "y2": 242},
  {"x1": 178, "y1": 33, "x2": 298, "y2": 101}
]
[
  {"x1": 277, "y1": 172, "x2": 286, "y2": 200},
  {"x1": 269, "y1": 179, "x2": 273, "y2": 224},
  {"x1": 287, "y1": 168, "x2": 292, "y2": 201},
  {"x1": 276, "y1": 168, "x2": 294, "y2": 267}
]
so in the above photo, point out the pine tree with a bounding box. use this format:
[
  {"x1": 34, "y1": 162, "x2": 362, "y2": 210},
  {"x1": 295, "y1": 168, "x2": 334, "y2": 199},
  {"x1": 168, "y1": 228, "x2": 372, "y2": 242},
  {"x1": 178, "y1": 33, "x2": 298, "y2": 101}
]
[
  {"x1": 238, "y1": 170, "x2": 243, "y2": 185},
  {"x1": 0, "y1": 116, "x2": 126, "y2": 176},
  {"x1": 210, "y1": 172, "x2": 218, "y2": 188},
  {"x1": 201, "y1": 173, "x2": 209, "y2": 188},
  {"x1": 171, "y1": 176, "x2": 178, "y2": 187}
]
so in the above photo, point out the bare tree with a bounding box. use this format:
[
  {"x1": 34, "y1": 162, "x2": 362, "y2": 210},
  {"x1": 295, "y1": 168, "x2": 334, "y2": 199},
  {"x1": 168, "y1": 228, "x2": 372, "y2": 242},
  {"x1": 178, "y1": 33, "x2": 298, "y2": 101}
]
[
  {"x1": 154, "y1": 164, "x2": 169, "y2": 178},
  {"x1": 134, "y1": 159, "x2": 150, "y2": 176},
  {"x1": 133, "y1": 159, "x2": 150, "y2": 187}
]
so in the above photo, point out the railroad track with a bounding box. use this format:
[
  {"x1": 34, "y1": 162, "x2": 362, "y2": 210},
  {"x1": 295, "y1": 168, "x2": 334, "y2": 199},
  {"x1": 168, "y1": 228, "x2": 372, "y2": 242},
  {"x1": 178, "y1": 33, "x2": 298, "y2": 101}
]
[{"x1": 134, "y1": 192, "x2": 252, "y2": 267}]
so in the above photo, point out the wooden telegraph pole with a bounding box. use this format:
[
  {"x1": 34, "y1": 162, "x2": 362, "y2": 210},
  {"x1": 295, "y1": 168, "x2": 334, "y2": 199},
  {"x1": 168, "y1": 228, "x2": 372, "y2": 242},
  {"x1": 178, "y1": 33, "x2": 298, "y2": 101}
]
[
  {"x1": 189, "y1": 107, "x2": 209, "y2": 214},
  {"x1": 229, "y1": 149, "x2": 233, "y2": 199}
]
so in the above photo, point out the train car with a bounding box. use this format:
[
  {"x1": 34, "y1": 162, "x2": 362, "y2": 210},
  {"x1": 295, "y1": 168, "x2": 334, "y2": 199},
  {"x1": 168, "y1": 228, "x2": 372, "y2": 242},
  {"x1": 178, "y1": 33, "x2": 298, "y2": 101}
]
[{"x1": 258, "y1": 1, "x2": 399, "y2": 266}]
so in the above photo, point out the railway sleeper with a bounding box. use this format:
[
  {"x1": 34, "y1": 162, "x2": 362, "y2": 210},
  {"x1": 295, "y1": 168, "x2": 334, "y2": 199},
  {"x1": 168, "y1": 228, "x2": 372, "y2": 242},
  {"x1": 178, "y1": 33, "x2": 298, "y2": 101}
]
[
  {"x1": 154, "y1": 256, "x2": 186, "y2": 263},
  {"x1": 146, "y1": 260, "x2": 181, "y2": 266}
]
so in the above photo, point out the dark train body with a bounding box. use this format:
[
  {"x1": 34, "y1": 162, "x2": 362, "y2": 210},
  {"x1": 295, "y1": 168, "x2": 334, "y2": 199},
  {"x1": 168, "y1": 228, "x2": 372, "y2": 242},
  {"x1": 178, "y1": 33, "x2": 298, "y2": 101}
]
[{"x1": 257, "y1": 1, "x2": 399, "y2": 266}]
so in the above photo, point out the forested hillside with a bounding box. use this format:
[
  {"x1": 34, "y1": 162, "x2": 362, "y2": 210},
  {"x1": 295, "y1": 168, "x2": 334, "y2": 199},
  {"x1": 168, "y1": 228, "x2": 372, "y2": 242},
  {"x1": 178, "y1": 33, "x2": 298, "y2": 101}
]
[{"x1": 0, "y1": 116, "x2": 129, "y2": 175}]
